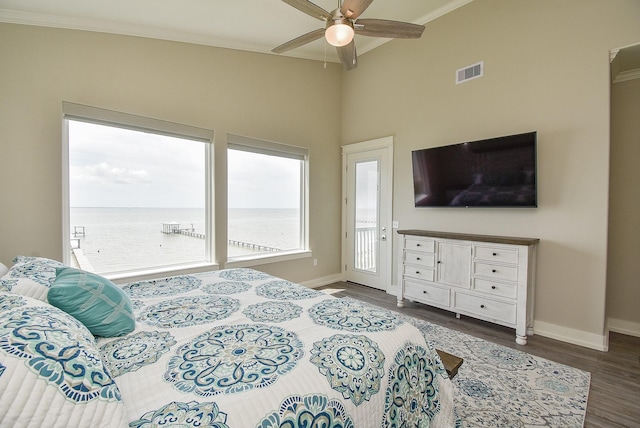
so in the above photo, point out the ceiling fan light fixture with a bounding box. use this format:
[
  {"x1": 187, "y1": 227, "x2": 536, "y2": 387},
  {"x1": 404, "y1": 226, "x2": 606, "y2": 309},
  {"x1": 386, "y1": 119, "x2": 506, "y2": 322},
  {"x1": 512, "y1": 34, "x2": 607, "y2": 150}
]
[{"x1": 325, "y1": 18, "x2": 354, "y2": 47}]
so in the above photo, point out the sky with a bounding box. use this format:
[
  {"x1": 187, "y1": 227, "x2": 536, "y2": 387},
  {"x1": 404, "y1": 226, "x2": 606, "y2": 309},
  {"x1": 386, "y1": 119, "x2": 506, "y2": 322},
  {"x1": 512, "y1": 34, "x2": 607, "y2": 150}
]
[{"x1": 69, "y1": 120, "x2": 301, "y2": 209}]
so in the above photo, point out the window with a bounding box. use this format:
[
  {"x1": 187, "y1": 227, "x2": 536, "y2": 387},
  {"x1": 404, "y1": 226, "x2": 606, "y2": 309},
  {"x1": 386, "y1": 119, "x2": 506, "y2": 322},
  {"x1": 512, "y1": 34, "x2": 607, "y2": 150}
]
[
  {"x1": 63, "y1": 103, "x2": 214, "y2": 275},
  {"x1": 227, "y1": 134, "x2": 308, "y2": 260}
]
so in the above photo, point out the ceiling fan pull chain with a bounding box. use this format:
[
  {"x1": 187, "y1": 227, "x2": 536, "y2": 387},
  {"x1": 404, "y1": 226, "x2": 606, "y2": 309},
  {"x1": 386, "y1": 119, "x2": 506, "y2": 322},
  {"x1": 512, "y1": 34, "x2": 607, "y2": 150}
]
[{"x1": 323, "y1": 40, "x2": 327, "y2": 69}]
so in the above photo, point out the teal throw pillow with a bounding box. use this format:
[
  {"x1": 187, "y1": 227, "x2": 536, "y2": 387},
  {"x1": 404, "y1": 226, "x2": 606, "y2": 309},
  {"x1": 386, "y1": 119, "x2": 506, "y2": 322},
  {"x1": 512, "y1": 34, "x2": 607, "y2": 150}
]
[{"x1": 48, "y1": 267, "x2": 135, "y2": 337}]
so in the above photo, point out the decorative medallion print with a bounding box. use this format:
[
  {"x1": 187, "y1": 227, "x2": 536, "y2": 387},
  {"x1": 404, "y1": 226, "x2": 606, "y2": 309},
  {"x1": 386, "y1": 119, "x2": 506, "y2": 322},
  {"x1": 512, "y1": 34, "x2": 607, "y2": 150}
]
[
  {"x1": 203, "y1": 281, "x2": 252, "y2": 295},
  {"x1": 309, "y1": 299, "x2": 403, "y2": 332},
  {"x1": 0, "y1": 362, "x2": 5, "y2": 378},
  {"x1": 258, "y1": 394, "x2": 354, "y2": 428},
  {"x1": 100, "y1": 331, "x2": 177, "y2": 377},
  {"x1": 0, "y1": 307, "x2": 121, "y2": 403},
  {"x1": 0, "y1": 278, "x2": 15, "y2": 293},
  {"x1": 535, "y1": 376, "x2": 572, "y2": 394},
  {"x1": 218, "y1": 268, "x2": 272, "y2": 282},
  {"x1": 0, "y1": 294, "x2": 26, "y2": 311},
  {"x1": 123, "y1": 275, "x2": 202, "y2": 298},
  {"x1": 165, "y1": 324, "x2": 304, "y2": 396},
  {"x1": 243, "y1": 301, "x2": 303, "y2": 323},
  {"x1": 465, "y1": 341, "x2": 537, "y2": 371},
  {"x1": 458, "y1": 378, "x2": 493, "y2": 399},
  {"x1": 130, "y1": 401, "x2": 229, "y2": 428},
  {"x1": 310, "y1": 334, "x2": 385, "y2": 405},
  {"x1": 139, "y1": 295, "x2": 240, "y2": 328},
  {"x1": 7, "y1": 256, "x2": 65, "y2": 286},
  {"x1": 256, "y1": 280, "x2": 323, "y2": 301},
  {"x1": 382, "y1": 342, "x2": 441, "y2": 427}
]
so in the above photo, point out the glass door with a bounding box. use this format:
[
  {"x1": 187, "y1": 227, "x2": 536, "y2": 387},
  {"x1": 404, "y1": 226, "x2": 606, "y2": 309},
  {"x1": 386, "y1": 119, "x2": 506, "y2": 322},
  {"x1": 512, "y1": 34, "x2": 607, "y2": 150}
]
[{"x1": 342, "y1": 137, "x2": 393, "y2": 291}]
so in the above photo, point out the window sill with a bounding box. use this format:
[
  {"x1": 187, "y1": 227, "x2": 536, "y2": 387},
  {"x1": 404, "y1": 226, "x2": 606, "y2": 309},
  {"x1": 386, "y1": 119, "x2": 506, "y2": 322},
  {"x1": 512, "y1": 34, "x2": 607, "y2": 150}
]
[
  {"x1": 106, "y1": 262, "x2": 220, "y2": 284},
  {"x1": 225, "y1": 250, "x2": 312, "y2": 268},
  {"x1": 103, "y1": 250, "x2": 312, "y2": 283}
]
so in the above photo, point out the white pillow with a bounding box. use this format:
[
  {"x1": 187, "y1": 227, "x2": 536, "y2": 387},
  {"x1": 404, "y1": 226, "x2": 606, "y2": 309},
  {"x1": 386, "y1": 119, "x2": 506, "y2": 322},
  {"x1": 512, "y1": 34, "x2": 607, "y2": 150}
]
[
  {"x1": 0, "y1": 294, "x2": 129, "y2": 427},
  {"x1": 0, "y1": 256, "x2": 67, "y2": 301}
]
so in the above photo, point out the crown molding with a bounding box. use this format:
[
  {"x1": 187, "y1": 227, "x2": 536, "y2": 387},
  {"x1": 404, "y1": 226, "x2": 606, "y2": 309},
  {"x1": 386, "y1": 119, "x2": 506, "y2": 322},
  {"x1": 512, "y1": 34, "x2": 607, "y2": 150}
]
[
  {"x1": 613, "y1": 68, "x2": 640, "y2": 83},
  {"x1": 0, "y1": 8, "x2": 278, "y2": 55}
]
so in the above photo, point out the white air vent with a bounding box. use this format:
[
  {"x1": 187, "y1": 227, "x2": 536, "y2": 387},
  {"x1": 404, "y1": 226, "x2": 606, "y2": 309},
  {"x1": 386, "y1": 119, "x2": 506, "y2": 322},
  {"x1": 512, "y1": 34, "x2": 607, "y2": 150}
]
[{"x1": 456, "y1": 61, "x2": 484, "y2": 84}]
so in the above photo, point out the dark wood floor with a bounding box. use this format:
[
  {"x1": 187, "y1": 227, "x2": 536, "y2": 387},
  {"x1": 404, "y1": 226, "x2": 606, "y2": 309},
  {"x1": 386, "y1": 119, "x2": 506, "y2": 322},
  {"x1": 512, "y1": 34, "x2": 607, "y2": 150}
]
[{"x1": 318, "y1": 282, "x2": 640, "y2": 428}]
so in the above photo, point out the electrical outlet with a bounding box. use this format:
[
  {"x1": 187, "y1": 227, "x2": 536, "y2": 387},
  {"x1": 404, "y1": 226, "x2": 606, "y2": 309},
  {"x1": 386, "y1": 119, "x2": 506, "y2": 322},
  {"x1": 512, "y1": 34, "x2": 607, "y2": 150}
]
[
  {"x1": 392, "y1": 221, "x2": 399, "y2": 229},
  {"x1": 313, "y1": 259, "x2": 318, "y2": 266}
]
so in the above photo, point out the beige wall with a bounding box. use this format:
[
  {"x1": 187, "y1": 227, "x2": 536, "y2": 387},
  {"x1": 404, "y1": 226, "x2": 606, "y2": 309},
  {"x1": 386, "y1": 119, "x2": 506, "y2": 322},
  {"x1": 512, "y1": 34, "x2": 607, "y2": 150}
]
[
  {"x1": 0, "y1": 23, "x2": 344, "y2": 284},
  {"x1": 341, "y1": 0, "x2": 640, "y2": 349},
  {"x1": 2, "y1": 0, "x2": 640, "y2": 350},
  {"x1": 608, "y1": 76, "x2": 640, "y2": 334}
]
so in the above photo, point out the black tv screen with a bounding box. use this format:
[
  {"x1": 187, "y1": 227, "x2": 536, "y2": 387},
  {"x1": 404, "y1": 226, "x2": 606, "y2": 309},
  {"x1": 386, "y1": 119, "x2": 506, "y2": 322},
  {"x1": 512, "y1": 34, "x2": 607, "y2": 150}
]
[{"x1": 412, "y1": 132, "x2": 537, "y2": 207}]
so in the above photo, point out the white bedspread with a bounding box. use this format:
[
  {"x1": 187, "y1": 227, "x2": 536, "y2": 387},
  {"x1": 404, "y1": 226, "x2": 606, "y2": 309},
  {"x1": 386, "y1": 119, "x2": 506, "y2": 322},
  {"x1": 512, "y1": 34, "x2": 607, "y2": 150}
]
[{"x1": 98, "y1": 268, "x2": 459, "y2": 427}]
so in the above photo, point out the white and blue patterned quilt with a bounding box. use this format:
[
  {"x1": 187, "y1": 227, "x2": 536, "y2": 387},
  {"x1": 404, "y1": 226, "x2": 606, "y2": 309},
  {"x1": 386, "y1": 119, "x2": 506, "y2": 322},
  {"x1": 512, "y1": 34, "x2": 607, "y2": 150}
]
[{"x1": 99, "y1": 268, "x2": 458, "y2": 427}]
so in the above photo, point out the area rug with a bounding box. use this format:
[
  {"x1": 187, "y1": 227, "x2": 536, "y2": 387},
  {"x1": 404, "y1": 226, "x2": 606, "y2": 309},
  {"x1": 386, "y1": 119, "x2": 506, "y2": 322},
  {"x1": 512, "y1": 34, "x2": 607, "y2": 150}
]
[{"x1": 404, "y1": 316, "x2": 591, "y2": 427}]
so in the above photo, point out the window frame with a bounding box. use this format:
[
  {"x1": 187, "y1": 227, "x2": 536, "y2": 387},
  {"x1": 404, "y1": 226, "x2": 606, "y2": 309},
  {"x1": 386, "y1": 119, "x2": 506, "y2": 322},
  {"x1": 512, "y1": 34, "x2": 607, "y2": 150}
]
[
  {"x1": 226, "y1": 133, "x2": 310, "y2": 266},
  {"x1": 61, "y1": 102, "x2": 216, "y2": 279}
]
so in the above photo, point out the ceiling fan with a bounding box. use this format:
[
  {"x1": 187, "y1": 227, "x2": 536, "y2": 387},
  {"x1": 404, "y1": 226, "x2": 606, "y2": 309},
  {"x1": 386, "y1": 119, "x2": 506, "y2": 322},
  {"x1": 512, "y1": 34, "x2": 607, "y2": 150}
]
[{"x1": 272, "y1": 0, "x2": 425, "y2": 70}]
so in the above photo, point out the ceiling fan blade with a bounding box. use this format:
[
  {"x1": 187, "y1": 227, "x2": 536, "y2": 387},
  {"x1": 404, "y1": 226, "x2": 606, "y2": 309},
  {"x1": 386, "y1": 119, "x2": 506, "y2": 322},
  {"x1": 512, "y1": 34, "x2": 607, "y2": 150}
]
[
  {"x1": 281, "y1": 0, "x2": 332, "y2": 21},
  {"x1": 340, "y1": 0, "x2": 374, "y2": 19},
  {"x1": 337, "y1": 41, "x2": 358, "y2": 70},
  {"x1": 355, "y1": 18, "x2": 425, "y2": 38},
  {"x1": 272, "y1": 28, "x2": 325, "y2": 54}
]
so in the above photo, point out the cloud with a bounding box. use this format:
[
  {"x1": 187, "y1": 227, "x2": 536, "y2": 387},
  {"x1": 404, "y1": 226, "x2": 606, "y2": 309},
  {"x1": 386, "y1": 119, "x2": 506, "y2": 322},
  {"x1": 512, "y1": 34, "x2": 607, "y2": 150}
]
[{"x1": 72, "y1": 162, "x2": 151, "y2": 185}]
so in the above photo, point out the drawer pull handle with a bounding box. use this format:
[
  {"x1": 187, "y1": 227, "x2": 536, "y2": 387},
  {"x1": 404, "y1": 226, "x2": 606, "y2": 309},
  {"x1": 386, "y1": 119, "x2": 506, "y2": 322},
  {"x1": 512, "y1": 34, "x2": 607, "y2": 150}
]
[
  {"x1": 492, "y1": 269, "x2": 497, "y2": 273},
  {"x1": 416, "y1": 244, "x2": 421, "y2": 247},
  {"x1": 423, "y1": 290, "x2": 427, "y2": 294},
  {"x1": 416, "y1": 271, "x2": 420, "y2": 275},
  {"x1": 416, "y1": 257, "x2": 421, "y2": 261},
  {"x1": 480, "y1": 304, "x2": 485, "y2": 309},
  {"x1": 437, "y1": 261, "x2": 441, "y2": 264},
  {"x1": 491, "y1": 285, "x2": 496, "y2": 290},
  {"x1": 492, "y1": 252, "x2": 497, "y2": 256}
]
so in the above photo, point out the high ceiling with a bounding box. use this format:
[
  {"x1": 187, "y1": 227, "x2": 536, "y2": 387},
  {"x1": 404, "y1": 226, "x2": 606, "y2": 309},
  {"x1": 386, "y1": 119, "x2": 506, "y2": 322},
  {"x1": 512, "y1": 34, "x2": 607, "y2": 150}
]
[
  {"x1": 0, "y1": 0, "x2": 473, "y2": 63},
  {"x1": 1, "y1": 0, "x2": 638, "y2": 76}
]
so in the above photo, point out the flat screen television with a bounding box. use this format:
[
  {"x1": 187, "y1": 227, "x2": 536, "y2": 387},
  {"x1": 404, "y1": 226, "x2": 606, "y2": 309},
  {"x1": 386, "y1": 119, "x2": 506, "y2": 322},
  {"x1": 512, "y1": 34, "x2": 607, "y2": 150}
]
[{"x1": 412, "y1": 131, "x2": 537, "y2": 207}]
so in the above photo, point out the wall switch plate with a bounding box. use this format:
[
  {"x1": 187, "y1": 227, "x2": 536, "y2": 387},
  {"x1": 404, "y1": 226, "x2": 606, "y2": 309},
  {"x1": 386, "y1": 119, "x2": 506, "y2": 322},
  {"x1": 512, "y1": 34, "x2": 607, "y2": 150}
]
[{"x1": 392, "y1": 221, "x2": 399, "y2": 229}]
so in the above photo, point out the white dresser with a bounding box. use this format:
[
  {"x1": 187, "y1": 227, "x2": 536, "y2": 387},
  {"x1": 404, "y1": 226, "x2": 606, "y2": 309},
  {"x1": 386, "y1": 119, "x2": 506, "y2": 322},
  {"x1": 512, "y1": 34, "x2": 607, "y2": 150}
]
[{"x1": 397, "y1": 230, "x2": 539, "y2": 345}]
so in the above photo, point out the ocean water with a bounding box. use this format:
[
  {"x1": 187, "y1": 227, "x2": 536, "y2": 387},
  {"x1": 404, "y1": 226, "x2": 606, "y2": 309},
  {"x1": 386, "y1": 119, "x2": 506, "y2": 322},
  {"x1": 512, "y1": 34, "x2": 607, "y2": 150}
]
[{"x1": 70, "y1": 207, "x2": 299, "y2": 273}]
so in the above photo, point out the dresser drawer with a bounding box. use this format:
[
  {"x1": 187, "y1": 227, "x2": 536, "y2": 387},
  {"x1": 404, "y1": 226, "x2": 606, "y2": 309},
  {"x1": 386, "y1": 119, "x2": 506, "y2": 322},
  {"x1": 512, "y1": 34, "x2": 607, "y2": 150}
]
[
  {"x1": 474, "y1": 245, "x2": 519, "y2": 264},
  {"x1": 473, "y1": 262, "x2": 518, "y2": 282},
  {"x1": 454, "y1": 292, "x2": 517, "y2": 325},
  {"x1": 404, "y1": 280, "x2": 450, "y2": 307},
  {"x1": 404, "y1": 251, "x2": 435, "y2": 268},
  {"x1": 403, "y1": 265, "x2": 435, "y2": 282},
  {"x1": 405, "y1": 238, "x2": 435, "y2": 253},
  {"x1": 472, "y1": 278, "x2": 517, "y2": 299}
]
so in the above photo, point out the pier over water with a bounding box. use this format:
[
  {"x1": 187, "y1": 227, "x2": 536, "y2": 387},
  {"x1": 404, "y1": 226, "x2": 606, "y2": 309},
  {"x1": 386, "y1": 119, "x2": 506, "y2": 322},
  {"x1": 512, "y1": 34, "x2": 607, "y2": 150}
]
[
  {"x1": 161, "y1": 222, "x2": 205, "y2": 239},
  {"x1": 161, "y1": 222, "x2": 281, "y2": 252}
]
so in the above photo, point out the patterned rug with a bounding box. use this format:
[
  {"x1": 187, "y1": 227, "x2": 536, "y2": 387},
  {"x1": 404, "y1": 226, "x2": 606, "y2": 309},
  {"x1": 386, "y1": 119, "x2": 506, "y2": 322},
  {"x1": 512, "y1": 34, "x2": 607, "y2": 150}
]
[{"x1": 404, "y1": 316, "x2": 591, "y2": 427}]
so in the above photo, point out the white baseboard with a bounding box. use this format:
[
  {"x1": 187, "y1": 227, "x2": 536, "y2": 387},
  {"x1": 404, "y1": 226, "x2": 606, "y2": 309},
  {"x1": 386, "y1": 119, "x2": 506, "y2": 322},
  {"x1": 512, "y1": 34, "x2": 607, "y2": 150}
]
[
  {"x1": 533, "y1": 320, "x2": 608, "y2": 351},
  {"x1": 301, "y1": 277, "x2": 615, "y2": 351},
  {"x1": 607, "y1": 318, "x2": 640, "y2": 338},
  {"x1": 300, "y1": 273, "x2": 343, "y2": 289}
]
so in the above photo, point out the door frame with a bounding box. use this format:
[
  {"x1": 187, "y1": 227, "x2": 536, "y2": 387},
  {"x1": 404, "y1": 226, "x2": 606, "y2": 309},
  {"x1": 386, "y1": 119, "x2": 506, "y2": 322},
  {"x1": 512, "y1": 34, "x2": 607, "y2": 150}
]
[{"x1": 341, "y1": 136, "x2": 394, "y2": 291}]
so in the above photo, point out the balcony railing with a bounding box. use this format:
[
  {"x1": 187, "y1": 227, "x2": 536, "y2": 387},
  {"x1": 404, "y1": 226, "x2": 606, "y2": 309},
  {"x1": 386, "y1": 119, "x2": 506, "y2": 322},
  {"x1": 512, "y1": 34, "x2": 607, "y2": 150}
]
[{"x1": 355, "y1": 226, "x2": 377, "y2": 272}]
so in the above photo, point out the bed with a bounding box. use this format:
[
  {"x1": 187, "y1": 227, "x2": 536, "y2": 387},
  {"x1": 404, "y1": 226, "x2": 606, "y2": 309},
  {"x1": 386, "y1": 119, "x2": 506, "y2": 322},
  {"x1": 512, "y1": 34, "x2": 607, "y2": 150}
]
[{"x1": 0, "y1": 256, "x2": 459, "y2": 427}]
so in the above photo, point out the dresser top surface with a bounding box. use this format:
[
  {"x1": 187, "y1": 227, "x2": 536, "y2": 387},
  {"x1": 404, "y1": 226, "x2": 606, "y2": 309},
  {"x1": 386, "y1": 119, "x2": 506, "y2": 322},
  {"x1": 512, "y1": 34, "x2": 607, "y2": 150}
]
[{"x1": 397, "y1": 229, "x2": 539, "y2": 246}]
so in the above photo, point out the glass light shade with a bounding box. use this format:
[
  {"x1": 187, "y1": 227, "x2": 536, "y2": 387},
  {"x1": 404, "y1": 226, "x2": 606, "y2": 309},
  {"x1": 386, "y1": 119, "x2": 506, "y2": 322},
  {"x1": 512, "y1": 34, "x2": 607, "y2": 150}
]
[{"x1": 325, "y1": 22, "x2": 354, "y2": 47}]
